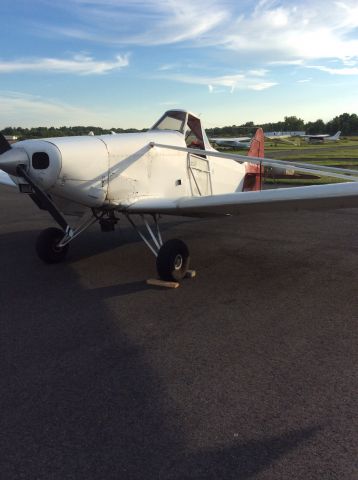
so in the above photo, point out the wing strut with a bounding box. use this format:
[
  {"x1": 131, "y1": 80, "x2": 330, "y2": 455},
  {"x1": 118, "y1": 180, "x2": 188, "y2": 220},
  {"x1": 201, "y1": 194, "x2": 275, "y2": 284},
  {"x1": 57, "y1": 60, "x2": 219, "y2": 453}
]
[
  {"x1": 149, "y1": 142, "x2": 358, "y2": 182},
  {"x1": 125, "y1": 214, "x2": 163, "y2": 256}
]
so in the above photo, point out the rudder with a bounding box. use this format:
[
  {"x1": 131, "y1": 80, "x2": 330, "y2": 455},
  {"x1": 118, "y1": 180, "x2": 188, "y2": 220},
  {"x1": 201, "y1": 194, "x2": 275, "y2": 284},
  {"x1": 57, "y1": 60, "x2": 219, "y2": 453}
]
[{"x1": 243, "y1": 128, "x2": 264, "y2": 191}]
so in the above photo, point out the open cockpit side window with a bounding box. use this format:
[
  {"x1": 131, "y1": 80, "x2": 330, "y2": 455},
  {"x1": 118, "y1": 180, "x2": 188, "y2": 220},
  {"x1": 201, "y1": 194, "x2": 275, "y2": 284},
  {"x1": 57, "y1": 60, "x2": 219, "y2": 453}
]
[{"x1": 185, "y1": 115, "x2": 205, "y2": 151}]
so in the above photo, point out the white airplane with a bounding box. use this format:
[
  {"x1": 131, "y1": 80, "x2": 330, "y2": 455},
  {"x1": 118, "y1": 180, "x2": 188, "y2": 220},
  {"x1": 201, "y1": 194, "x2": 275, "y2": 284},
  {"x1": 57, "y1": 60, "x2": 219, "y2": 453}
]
[
  {"x1": 212, "y1": 131, "x2": 302, "y2": 148},
  {"x1": 264, "y1": 133, "x2": 298, "y2": 146},
  {"x1": 265, "y1": 131, "x2": 304, "y2": 138},
  {"x1": 303, "y1": 131, "x2": 341, "y2": 143},
  {"x1": 1, "y1": 110, "x2": 358, "y2": 282},
  {"x1": 209, "y1": 137, "x2": 252, "y2": 149}
]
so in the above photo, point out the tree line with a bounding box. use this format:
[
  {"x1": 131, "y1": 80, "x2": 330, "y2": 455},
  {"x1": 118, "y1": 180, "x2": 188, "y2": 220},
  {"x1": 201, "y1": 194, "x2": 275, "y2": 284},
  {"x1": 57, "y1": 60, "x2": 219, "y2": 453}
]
[
  {"x1": 1, "y1": 112, "x2": 358, "y2": 140},
  {"x1": 207, "y1": 113, "x2": 358, "y2": 137},
  {"x1": 0, "y1": 125, "x2": 146, "y2": 140}
]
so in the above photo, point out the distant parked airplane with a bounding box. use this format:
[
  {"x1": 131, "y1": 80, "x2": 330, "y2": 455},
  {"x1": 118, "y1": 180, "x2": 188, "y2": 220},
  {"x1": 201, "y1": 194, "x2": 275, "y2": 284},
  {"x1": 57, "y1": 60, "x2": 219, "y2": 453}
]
[
  {"x1": 212, "y1": 131, "x2": 305, "y2": 148},
  {"x1": 303, "y1": 131, "x2": 341, "y2": 143},
  {"x1": 264, "y1": 132, "x2": 300, "y2": 146},
  {"x1": 209, "y1": 137, "x2": 252, "y2": 149},
  {"x1": 265, "y1": 131, "x2": 305, "y2": 138}
]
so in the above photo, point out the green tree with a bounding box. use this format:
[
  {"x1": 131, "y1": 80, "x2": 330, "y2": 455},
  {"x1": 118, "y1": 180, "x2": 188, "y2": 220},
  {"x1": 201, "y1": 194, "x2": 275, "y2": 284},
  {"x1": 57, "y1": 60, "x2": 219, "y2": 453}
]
[{"x1": 282, "y1": 116, "x2": 305, "y2": 131}]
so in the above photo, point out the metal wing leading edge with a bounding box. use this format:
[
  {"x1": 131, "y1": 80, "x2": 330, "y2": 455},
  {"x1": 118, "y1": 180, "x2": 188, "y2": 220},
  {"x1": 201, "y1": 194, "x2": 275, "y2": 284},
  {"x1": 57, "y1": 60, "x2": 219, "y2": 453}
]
[{"x1": 125, "y1": 182, "x2": 358, "y2": 217}]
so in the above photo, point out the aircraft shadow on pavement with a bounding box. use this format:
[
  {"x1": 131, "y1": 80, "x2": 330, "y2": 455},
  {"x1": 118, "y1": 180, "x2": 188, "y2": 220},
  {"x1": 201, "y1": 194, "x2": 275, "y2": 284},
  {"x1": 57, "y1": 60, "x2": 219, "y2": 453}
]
[
  {"x1": 0, "y1": 228, "x2": 320, "y2": 479},
  {"x1": 0, "y1": 219, "x2": 187, "y2": 260},
  {"x1": 0, "y1": 225, "x2": 316, "y2": 297}
]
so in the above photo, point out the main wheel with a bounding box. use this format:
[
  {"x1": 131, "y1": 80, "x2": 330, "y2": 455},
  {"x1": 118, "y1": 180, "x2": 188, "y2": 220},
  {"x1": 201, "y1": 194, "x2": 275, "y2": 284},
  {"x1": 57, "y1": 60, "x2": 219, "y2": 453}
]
[
  {"x1": 36, "y1": 227, "x2": 69, "y2": 264},
  {"x1": 156, "y1": 239, "x2": 190, "y2": 281}
]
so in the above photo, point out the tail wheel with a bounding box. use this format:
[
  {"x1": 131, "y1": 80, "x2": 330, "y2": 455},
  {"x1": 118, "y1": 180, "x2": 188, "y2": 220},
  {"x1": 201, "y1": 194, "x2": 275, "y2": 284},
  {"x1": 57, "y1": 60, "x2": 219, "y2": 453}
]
[
  {"x1": 156, "y1": 239, "x2": 190, "y2": 281},
  {"x1": 36, "y1": 227, "x2": 69, "y2": 264}
]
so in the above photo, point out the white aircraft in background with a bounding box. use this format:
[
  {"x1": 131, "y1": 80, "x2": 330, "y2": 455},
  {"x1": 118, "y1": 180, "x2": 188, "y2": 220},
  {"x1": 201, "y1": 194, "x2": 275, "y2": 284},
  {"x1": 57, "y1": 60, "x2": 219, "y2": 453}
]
[
  {"x1": 264, "y1": 132, "x2": 299, "y2": 146},
  {"x1": 212, "y1": 131, "x2": 302, "y2": 148},
  {"x1": 1, "y1": 110, "x2": 357, "y2": 282},
  {"x1": 303, "y1": 131, "x2": 341, "y2": 143},
  {"x1": 209, "y1": 137, "x2": 252, "y2": 149}
]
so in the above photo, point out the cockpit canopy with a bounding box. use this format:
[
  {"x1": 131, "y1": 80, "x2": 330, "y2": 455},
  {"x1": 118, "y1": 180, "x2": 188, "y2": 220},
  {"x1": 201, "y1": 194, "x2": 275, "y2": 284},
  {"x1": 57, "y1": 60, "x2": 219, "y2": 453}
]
[{"x1": 151, "y1": 110, "x2": 210, "y2": 151}]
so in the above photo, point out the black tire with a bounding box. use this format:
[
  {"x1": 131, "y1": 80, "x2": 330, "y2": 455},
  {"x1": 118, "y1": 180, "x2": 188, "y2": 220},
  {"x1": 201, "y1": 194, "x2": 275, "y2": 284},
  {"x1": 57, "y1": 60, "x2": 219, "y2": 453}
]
[
  {"x1": 36, "y1": 227, "x2": 69, "y2": 264},
  {"x1": 156, "y1": 239, "x2": 190, "y2": 281}
]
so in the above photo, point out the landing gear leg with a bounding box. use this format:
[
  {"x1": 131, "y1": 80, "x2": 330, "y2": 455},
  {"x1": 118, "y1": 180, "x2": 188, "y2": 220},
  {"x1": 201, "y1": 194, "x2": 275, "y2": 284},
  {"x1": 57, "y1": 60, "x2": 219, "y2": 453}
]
[
  {"x1": 126, "y1": 214, "x2": 190, "y2": 281},
  {"x1": 36, "y1": 211, "x2": 102, "y2": 264},
  {"x1": 16, "y1": 164, "x2": 105, "y2": 264}
]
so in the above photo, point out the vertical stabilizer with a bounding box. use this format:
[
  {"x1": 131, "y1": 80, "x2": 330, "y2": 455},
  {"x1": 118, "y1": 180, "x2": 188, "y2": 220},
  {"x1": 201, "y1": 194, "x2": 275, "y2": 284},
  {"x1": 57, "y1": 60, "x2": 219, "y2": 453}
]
[
  {"x1": 248, "y1": 127, "x2": 264, "y2": 158},
  {"x1": 243, "y1": 128, "x2": 264, "y2": 191},
  {"x1": 330, "y1": 131, "x2": 341, "y2": 140}
]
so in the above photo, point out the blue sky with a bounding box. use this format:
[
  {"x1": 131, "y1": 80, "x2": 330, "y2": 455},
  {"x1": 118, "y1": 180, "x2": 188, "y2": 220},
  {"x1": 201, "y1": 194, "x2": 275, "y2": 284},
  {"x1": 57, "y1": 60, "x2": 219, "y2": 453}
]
[{"x1": 0, "y1": 0, "x2": 357, "y2": 128}]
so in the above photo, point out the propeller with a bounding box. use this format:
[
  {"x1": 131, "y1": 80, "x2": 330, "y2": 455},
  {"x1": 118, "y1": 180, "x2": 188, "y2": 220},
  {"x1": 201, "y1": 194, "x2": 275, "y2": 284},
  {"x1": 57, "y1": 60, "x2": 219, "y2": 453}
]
[
  {"x1": 0, "y1": 133, "x2": 29, "y2": 175},
  {"x1": 0, "y1": 133, "x2": 11, "y2": 155},
  {"x1": 0, "y1": 133, "x2": 67, "y2": 228}
]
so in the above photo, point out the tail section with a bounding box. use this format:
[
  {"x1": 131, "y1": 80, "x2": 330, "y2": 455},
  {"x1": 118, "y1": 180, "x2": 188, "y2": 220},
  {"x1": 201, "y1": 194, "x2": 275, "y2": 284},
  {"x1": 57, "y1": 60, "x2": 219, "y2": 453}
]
[
  {"x1": 331, "y1": 131, "x2": 341, "y2": 140},
  {"x1": 248, "y1": 127, "x2": 264, "y2": 158},
  {"x1": 243, "y1": 128, "x2": 264, "y2": 191}
]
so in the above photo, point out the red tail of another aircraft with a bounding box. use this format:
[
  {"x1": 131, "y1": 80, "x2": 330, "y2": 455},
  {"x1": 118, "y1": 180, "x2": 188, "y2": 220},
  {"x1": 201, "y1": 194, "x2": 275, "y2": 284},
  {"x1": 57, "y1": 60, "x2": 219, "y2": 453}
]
[{"x1": 243, "y1": 128, "x2": 264, "y2": 191}]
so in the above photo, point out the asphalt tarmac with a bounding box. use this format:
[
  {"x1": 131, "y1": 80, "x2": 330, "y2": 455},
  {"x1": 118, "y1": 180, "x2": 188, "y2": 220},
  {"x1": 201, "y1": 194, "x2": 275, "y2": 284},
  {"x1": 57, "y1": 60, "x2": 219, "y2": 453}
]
[{"x1": 0, "y1": 185, "x2": 357, "y2": 479}]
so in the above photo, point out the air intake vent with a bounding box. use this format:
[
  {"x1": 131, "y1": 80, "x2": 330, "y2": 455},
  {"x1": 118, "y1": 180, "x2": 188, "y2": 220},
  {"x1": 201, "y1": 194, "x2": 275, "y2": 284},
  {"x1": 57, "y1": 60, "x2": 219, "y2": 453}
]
[{"x1": 32, "y1": 152, "x2": 49, "y2": 169}]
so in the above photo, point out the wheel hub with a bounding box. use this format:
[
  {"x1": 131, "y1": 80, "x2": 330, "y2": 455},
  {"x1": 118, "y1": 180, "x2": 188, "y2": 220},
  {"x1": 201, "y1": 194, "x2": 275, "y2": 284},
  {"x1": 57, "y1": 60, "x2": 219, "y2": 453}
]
[{"x1": 174, "y1": 254, "x2": 183, "y2": 270}]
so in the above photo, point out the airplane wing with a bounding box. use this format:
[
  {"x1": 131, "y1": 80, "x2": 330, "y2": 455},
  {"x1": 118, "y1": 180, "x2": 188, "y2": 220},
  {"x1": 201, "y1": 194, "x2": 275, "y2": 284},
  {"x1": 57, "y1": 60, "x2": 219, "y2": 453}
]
[
  {"x1": 210, "y1": 137, "x2": 251, "y2": 148},
  {"x1": 125, "y1": 183, "x2": 358, "y2": 217},
  {"x1": 302, "y1": 134, "x2": 327, "y2": 138},
  {"x1": 0, "y1": 169, "x2": 16, "y2": 187},
  {"x1": 124, "y1": 142, "x2": 358, "y2": 217},
  {"x1": 211, "y1": 137, "x2": 251, "y2": 142}
]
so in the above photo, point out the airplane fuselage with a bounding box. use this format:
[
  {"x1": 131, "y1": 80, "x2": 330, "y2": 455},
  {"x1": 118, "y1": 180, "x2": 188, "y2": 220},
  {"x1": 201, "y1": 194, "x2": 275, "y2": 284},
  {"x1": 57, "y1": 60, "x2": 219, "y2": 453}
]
[{"x1": 9, "y1": 130, "x2": 247, "y2": 214}]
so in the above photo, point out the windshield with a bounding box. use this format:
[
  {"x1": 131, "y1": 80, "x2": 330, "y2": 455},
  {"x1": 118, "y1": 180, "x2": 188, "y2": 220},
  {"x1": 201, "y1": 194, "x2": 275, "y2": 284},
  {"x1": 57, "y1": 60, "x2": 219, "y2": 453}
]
[{"x1": 151, "y1": 111, "x2": 186, "y2": 133}]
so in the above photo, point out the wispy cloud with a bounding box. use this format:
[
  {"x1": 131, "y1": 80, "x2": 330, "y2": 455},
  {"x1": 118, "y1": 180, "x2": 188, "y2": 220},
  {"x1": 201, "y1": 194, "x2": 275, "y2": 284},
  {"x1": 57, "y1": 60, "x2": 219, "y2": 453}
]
[
  {"x1": 307, "y1": 65, "x2": 358, "y2": 75},
  {"x1": 0, "y1": 54, "x2": 129, "y2": 75},
  {"x1": 158, "y1": 63, "x2": 179, "y2": 71},
  {"x1": 45, "y1": 0, "x2": 228, "y2": 46},
  {"x1": 17, "y1": 0, "x2": 358, "y2": 94},
  {"x1": 157, "y1": 71, "x2": 277, "y2": 92},
  {"x1": 218, "y1": 1, "x2": 358, "y2": 64},
  {"x1": 269, "y1": 60, "x2": 305, "y2": 66},
  {"x1": 40, "y1": 0, "x2": 358, "y2": 66},
  {"x1": 248, "y1": 69, "x2": 269, "y2": 77}
]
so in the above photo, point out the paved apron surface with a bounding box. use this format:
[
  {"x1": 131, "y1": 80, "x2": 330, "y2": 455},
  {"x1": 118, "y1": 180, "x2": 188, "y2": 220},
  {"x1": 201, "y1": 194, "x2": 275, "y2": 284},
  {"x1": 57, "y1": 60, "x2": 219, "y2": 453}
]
[{"x1": 0, "y1": 186, "x2": 357, "y2": 479}]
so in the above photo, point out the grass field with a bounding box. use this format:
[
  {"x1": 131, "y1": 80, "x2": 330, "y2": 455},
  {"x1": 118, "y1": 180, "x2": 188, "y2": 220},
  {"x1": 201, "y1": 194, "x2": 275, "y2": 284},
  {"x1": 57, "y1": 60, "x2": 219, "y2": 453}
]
[
  {"x1": 219, "y1": 137, "x2": 358, "y2": 185},
  {"x1": 265, "y1": 137, "x2": 358, "y2": 151}
]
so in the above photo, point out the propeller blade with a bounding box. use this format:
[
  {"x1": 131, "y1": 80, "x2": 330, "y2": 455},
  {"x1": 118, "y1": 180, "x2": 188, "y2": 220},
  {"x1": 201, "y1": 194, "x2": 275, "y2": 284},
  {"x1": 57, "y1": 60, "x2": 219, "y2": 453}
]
[
  {"x1": 0, "y1": 146, "x2": 29, "y2": 176},
  {"x1": 0, "y1": 133, "x2": 12, "y2": 155}
]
